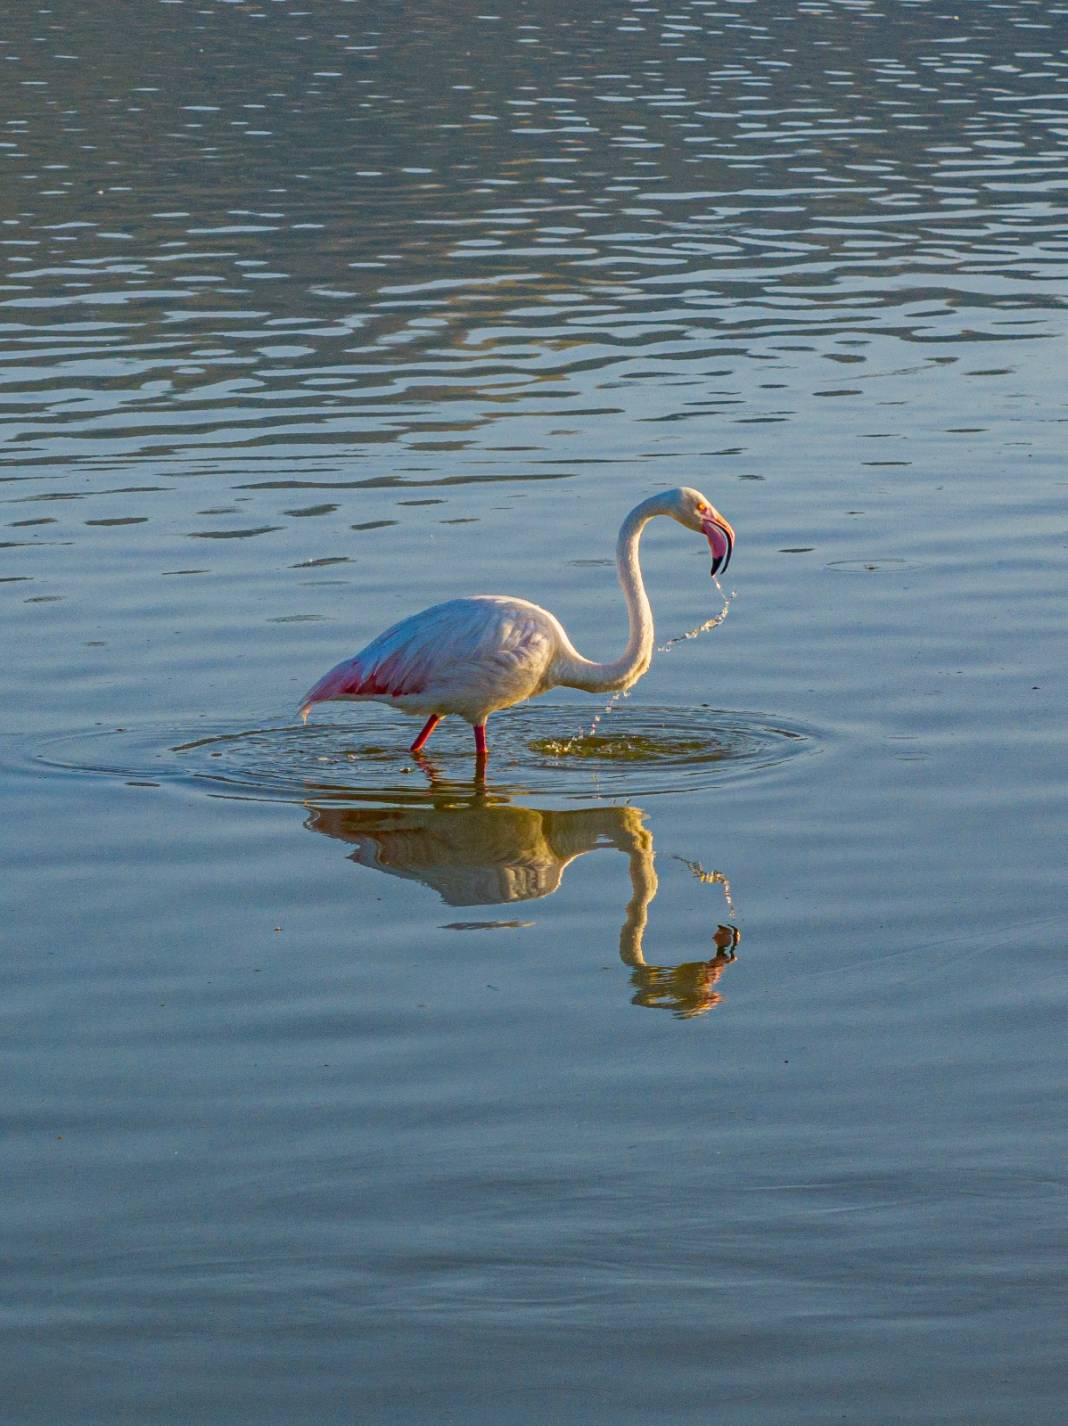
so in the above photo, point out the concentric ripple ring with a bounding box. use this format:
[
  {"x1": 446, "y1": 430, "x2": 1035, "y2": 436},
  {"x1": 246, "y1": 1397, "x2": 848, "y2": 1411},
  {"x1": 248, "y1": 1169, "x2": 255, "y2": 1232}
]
[{"x1": 32, "y1": 703, "x2": 817, "y2": 806}]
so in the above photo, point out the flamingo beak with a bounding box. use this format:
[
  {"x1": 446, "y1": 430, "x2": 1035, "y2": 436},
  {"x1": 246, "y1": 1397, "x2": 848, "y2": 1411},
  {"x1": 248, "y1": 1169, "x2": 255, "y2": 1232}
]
[{"x1": 702, "y1": 515, "x2": 735, "y2": 577}]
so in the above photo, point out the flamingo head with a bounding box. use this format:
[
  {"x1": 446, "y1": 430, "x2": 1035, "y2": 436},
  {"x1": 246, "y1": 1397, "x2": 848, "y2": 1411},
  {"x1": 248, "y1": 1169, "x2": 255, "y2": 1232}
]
[{"x1": 669, "y1": 487, "x2": 736, "y2": 577}]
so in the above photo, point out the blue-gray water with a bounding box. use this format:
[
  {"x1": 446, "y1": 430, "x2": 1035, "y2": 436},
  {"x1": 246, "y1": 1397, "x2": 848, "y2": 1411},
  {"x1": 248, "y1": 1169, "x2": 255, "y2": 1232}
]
[{"x1": 3, "y1": 3, "x2": 1067, "y2": 1422}]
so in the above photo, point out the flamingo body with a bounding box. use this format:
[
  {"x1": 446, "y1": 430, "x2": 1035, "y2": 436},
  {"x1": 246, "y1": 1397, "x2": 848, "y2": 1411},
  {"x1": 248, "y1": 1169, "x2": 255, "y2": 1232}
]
[
  {"x1": 300, "y1": 487, "x2": 734, "y2": 761},
  {"x1": 301, "y1": 595, "x2": 566, "y2": 726}
]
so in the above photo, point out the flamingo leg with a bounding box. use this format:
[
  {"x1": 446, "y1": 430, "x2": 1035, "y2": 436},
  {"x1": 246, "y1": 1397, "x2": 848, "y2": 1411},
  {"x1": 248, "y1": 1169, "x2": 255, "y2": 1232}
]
[
  {"x1": 410, "y1": 714, "x2": 441, "y2": 754},
  {"x1": 474, "y1": 723, "x2": 488, "y2": 760}
]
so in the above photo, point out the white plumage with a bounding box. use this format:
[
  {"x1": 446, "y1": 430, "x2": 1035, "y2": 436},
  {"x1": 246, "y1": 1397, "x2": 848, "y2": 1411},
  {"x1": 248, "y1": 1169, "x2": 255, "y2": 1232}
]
[
  {"x1": 302, "y1": 595, "x2": 563, "y2": 724},
  {"x1": 300, "y1": 486, "x2": 734, "y2": 762}
]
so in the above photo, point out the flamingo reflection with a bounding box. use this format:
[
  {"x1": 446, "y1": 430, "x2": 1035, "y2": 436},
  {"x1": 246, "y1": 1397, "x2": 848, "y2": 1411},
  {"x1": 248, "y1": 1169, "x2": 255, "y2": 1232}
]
[{"x1": 305, "y1": 793, "x2": 740, "y2": 1018}]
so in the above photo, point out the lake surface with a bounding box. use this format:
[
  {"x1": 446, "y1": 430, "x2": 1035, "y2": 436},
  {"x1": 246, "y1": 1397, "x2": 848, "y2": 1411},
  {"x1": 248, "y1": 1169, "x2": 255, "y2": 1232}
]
[{"x1": 3, "y1": 2, "x2": 1067, "y2": 1421}]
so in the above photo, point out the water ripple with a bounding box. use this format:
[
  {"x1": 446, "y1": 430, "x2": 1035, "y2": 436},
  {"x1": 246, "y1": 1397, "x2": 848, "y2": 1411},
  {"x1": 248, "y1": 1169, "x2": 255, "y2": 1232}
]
[{"x1": 33, "y1": 704, "x2": 816, "y2": 806}]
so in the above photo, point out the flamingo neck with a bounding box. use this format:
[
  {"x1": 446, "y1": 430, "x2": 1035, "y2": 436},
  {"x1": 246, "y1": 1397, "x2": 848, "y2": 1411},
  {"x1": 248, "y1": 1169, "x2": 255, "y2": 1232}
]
[{"x1": 553, "y1": 493, "x2": 666, "y2": 694}]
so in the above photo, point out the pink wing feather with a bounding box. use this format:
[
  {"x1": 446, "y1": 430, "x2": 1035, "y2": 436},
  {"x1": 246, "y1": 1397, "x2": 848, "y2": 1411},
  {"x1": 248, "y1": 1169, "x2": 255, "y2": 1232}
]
[{"x1": 301, "y1": 626, "x2": 432, "y2": 705}]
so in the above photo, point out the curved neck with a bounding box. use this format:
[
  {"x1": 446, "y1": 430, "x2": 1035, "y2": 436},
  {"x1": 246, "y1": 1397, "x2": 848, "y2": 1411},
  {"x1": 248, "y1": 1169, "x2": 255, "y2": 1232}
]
[{"x1": 553, "y1": 494, "x2": 665, "y2": 694}]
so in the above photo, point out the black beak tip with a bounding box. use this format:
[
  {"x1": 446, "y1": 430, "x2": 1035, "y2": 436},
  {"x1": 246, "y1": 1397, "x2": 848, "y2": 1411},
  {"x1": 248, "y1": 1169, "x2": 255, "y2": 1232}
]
[{"x1": 704, "y1": 519, "x2": 733, "y2": 579}]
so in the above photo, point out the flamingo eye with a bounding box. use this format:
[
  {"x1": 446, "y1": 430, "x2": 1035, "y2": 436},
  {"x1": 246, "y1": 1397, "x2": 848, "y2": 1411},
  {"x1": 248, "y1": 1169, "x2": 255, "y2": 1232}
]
[{"x1": 696, "y1": 502, "x2": 709, "y2": 515}]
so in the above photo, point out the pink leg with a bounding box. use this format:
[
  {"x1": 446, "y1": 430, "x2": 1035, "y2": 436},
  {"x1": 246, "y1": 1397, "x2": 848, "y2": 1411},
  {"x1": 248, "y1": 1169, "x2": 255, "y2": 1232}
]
[
  {"x1": 474, "y1": 723, "x2": 488, "y2": 760},
  {"x1": 410, "y1": 714, "x2": 441, "y2": 754}
]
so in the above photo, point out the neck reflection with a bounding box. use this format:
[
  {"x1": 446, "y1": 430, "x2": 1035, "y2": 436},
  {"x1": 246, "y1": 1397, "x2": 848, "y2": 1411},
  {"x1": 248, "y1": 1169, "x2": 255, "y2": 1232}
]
[{"x1": 305, "y1": 779, "x2": 739, "y2": 1018}]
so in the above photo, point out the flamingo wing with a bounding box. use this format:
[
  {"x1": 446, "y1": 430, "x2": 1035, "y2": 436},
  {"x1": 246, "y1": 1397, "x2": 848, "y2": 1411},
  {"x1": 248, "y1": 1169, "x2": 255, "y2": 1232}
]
[{"x1": 300, "y1": 596, "x2": 559, "y2": 718}]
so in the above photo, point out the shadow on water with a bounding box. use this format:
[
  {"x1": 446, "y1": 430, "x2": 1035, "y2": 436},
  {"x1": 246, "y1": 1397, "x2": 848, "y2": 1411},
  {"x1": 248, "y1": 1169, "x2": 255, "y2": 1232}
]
[{"x1": 306, "y1": 778, "x2": 740, "y2": 1020}]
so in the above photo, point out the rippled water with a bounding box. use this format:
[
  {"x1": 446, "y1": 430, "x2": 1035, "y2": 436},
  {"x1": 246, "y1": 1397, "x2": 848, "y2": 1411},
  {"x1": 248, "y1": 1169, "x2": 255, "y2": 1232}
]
[
  {"x1": 33, "y1": 703, "x2": 814, "y2": 802},
  {"x1": 3, "y1": 3, "x2": 1067, "y2": 1423}
]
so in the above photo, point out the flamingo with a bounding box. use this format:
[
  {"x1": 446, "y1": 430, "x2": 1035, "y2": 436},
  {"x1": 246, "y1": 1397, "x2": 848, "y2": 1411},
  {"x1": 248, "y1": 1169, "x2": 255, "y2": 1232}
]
[{"x1": 299, "y1": 486, "x2": 734, "y2": 762}]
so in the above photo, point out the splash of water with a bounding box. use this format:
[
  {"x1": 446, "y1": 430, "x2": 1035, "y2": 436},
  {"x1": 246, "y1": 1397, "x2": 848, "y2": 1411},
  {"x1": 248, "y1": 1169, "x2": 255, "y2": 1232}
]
[
  {"x1": 656, "y1": 575, "x2": 734, "y2": 655},
  {"x1": 558, "y1": 577, "x2": 734, "y2": 751},
  {"x1": 524, "y1": 578, "x2": 735, "y2": 760},
  {"x1": 582, "y1": 683, "x2": 631, "y2": 742}
]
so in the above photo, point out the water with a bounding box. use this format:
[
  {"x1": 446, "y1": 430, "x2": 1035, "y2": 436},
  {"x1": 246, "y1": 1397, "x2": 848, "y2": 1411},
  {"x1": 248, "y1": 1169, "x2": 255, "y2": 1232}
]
[{"x1": 3, "y1": 2, "x2": 1067, "y2": 1421}]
